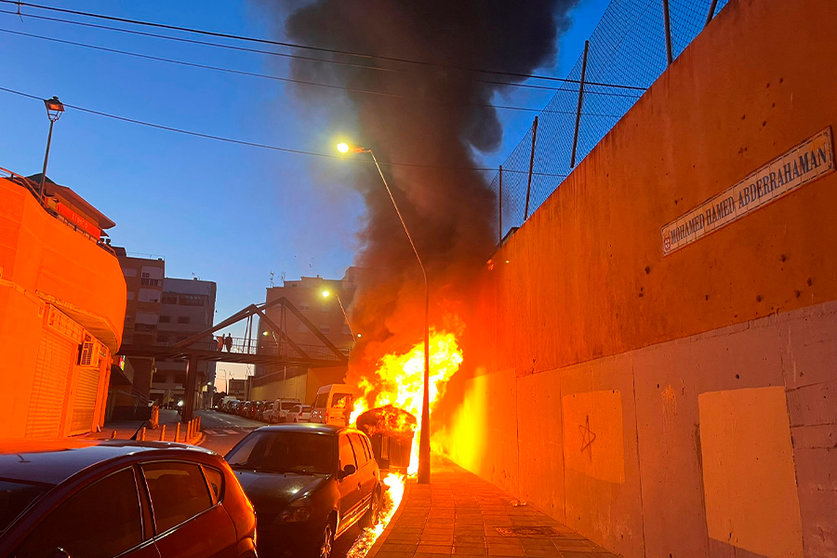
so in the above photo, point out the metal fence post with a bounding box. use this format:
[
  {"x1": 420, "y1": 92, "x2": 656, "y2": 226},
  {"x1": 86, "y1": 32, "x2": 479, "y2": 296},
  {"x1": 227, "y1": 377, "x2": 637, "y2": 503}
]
[
  {"x1": 704, "y1": 0, "x2": 719, "y2": 27},
  {"x1": 524, "y1": 116, "x2": 539, "y2": 220},
  {"x1": 498, "y1": 165, "x2": 503, "y2": 242},
  {"x1": 571, "y1": 41, "x2": 590, "y2": 169},
  {"x1": 662, "y1": 0, "x2": 673, "y2": 65}
]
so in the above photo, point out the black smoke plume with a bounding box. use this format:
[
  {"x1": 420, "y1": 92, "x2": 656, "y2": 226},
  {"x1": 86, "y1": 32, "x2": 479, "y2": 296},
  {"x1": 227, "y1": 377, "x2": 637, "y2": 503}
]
[{"x1": 282, "y1": 0, "x2": 576, "y2": 361}]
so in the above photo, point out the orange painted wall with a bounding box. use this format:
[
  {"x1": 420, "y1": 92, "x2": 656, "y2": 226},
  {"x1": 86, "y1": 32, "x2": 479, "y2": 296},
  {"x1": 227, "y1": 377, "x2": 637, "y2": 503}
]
[
  {"x1": 0, "y1": 178, "x2": 126, "y2": 351},
  {"x1": 0, "y1": 177, "x2": 126, "y2": 437},
  {"x1": 435, "y1": 0, "x2": 837, "y2": 555}
]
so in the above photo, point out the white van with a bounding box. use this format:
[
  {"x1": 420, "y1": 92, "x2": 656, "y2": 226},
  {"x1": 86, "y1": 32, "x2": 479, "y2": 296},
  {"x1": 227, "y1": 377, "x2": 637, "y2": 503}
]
[{"x1": 310, "y1": 384, "x2": 360, "y2": 426}]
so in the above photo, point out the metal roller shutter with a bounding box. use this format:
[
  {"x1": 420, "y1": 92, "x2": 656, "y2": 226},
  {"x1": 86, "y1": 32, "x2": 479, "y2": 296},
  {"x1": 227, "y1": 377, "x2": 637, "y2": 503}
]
[
  {"x1": 69, "y1": 366, "x2": 100, "y2": 435},
  {"x1": 25, "y1": 329, "x2": 73, "y2": 438}
]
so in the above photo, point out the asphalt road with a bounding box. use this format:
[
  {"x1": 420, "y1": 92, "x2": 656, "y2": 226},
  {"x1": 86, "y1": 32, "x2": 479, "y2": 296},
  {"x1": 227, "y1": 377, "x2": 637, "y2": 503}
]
[{"x1": 196, "y1": 410, "x2": 361, "y2": 558}]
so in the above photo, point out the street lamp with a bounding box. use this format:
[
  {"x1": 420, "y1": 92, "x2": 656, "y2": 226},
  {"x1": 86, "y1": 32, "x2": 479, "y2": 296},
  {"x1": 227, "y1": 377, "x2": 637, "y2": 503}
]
[
  {"x1": 321, "y1": 288, "x2": 357, "y2": 347},
  {"x1": 336, "y1": 141, "x2": 431, "y2": 484},
  {"x1": 39, "y1": 96, "x2": 65, "y2": 199}
]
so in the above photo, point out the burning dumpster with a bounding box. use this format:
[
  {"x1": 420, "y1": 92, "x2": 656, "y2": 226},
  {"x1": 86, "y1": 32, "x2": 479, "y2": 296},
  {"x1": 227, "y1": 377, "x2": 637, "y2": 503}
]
[{"x1": 356, "y1": 405, "x2": 417, "y2": 471}]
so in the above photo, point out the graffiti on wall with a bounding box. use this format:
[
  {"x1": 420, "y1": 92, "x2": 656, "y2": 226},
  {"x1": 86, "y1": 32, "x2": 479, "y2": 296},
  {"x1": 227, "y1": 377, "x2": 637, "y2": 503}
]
[{"x1": 562, "y1": 390, "x2": 625, "y2": 483}]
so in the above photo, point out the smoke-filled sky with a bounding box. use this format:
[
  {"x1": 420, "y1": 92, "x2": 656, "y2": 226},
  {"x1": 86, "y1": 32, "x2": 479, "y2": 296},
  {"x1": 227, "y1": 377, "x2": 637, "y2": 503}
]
[
  {"x1": 0, "y1": 0, "x2": 608, "y2": 386},
  {"x1": 279, "y1": 0, "x2": 581, "y2": 356}
]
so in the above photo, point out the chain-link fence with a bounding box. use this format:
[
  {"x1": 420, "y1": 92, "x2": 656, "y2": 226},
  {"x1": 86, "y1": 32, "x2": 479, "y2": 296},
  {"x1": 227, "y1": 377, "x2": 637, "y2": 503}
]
[{"x1": 493, "y1": 0, "x2": 731, "y2": 240}]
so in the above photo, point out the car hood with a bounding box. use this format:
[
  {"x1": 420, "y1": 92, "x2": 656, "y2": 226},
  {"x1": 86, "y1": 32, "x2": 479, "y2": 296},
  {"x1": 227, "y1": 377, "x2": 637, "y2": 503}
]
[{"x1": 233, "y1": 470, "x2": 330, "y2": 513}]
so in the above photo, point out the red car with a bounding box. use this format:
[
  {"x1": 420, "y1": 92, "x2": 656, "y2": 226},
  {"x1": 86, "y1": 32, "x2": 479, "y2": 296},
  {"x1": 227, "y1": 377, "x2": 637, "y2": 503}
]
[{"x1": 0, "y1": 439, "x2": 257, "y2": 558}]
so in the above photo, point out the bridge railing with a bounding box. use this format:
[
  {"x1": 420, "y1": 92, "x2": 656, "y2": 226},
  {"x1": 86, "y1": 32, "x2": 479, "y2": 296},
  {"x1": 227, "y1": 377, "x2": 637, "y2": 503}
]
[{"x1": 200, "y1": 335, "x2": 350, "y2": 360}]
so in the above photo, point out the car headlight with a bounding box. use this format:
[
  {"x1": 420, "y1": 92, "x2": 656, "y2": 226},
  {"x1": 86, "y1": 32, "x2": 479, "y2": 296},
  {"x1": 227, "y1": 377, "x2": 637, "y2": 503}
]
[{"x1": 277, "y1": 497, "x2": 312, "y2": 523}]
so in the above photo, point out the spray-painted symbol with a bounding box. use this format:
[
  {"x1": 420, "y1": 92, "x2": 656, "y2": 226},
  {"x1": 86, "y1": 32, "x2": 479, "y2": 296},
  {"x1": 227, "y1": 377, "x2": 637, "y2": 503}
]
[{"x1": 579, "y1": 414, "x2": 596, "y2": 459}]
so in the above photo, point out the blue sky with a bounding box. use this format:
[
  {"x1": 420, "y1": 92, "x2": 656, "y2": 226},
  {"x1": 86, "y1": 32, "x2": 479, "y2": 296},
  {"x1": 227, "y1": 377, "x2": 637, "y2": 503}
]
[{"x1": 0, "y1": 0, "x2": 608, "y2": 384}]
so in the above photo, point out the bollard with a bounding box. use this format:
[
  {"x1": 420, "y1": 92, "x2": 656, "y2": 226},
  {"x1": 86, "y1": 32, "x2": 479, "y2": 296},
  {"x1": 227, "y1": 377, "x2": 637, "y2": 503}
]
[
  {"x1": 197, "y1": 415, "x2": 201, "y2": 432},
  {"x1": 139, "y1": 427, "x2": 146, "y2": 442},
  {"x1": 175, "y1": 422, "x2": 181, "y2": 443},
  {"x1": 110, "y1": 430, "x2": 116, "y2": 439},
  {"x1": 159, "y1": 424, "x2": 166, "y2": 442}
]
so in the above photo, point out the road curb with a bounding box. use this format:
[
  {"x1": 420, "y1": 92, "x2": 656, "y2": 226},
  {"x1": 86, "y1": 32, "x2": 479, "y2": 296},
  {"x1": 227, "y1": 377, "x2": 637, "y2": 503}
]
[{"x1": 364, "y1": 476, "x2": 413, "y2": 558}]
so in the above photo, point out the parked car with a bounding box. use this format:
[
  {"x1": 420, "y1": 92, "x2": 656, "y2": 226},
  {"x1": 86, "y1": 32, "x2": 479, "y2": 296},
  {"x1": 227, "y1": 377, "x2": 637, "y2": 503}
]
[
  {"x1": 0, "y1": 439, "x2": 257, "y2": 558},
  {"x1": 287, "y1": 404, "x2": 313, "y2": 423},
  {"x1": 226, "y1": 424, "x2": 381, "y2": 558},
  {"x1": 263, "y1": 398, "x2": 301, "y2": 423}
]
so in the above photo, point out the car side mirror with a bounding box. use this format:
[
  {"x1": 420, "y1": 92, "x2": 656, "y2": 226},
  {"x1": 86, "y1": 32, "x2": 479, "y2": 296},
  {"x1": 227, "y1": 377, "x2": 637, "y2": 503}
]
[{"x1": 338, "y1": 464, "x2": 356, "y2": 480}]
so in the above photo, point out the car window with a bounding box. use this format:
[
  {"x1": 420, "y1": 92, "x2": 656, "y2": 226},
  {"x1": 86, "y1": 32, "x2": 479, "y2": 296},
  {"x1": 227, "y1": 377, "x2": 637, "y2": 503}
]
[
  {"x1": 0, "y1": 480, "x2": 50, "y2": 533},
  {"x1": 348, "y1": 434, "x2": 367, "y2": 467},
  {"x1": 339, "y1": 435, "x2": 357, "y2": 471},
  {"x1": 202, "y1": 466, "x2": 224, "y2": 505},
  {"x1": 332, "y1": 393, "x2": 353, "y2": 409},
  {"x1": 142, "y1": 462, "x2": 213, "y2": 534},
  {"x1": 313, "y1": 392, "x2": 328, "y2": 408},
  {"x1": 281, "y1": 401, "x2": 298, "y2": 410},
  {"x1": 360, "y1": 434, "x2": 374, "y2": 463},
  {"x1": 226, "y1": 431, "x2": 336, "y2": 474},
  {"x1": 15, "y1": 468, "x2": 142, "y2": 558}
]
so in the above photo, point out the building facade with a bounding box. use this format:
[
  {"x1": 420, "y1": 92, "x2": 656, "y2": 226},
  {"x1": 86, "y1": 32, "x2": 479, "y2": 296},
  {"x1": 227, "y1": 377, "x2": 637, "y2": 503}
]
[
  {"x1": 0, "y1": 171, "x2": 125, "y2": 437},
  {"x1": 111, "y1": 249, "x2": 164, "y2": 419},
  {"x1": 153, "y1": 277, "x2": 217, "y2": 408},
  {"x1": 250, "y1": 270, "x2": 357, "y2": 404}
]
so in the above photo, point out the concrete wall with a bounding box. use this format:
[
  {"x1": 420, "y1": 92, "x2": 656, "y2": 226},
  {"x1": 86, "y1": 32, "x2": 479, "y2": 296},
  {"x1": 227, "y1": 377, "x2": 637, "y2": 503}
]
[{"x1": 435, "y1": 0, "x2": 837, "y2": 556}]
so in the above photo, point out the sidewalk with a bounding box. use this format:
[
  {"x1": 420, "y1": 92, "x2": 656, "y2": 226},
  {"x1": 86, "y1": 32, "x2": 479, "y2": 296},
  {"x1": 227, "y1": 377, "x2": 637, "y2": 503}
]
[
  {"x1": 367, "y1": 456, "x2": 618, "y2": 558},
  {"x1": 84, "y1": 409, "x2": 204, "y2": 445}
]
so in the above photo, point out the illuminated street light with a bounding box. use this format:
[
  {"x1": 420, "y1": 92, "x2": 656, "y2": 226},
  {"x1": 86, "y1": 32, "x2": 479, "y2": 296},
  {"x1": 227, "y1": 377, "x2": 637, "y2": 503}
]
[
  {"x1": 39, "y1": 96, "x2": 64, "y2": 199},
  {"x1": 336, "y1": 141, "x2": 431, "y2": 484},
  {"x1": 321, "y1": 288, "x2": 356, "y2": 347}
]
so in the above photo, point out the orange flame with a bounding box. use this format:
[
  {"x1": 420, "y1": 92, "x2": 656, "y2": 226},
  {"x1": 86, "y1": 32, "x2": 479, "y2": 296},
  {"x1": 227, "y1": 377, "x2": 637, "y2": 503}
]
[
  {"x1": 345, "y1": 472, "x2": 405, "y2": 557},
  {"x1": 343, "y1": 328, "x2": 462, "y2": 556},
  {"x1": 350, "y1": 329, "x2": 463, "y2": 473}
]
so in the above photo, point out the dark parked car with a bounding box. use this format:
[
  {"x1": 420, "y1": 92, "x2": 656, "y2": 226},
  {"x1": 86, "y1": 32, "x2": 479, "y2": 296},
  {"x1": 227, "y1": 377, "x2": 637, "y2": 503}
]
[
  {"x1": 225, "y1": 424, "x2": 381, "y2": 558},
  {"x1": 0, "y1": 439, "x2": 257, "y2": 558}
]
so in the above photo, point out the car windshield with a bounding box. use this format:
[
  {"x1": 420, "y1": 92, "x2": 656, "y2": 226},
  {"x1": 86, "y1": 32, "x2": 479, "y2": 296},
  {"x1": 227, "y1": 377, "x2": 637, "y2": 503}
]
[
  {"x1": 225, "y1": 431, "x2": 335, "y2": 475},
  {"x1": 0, "y1": 479, "x2": 51, "y2": 532},
  {"x1": 280, "y1": 401, "x2": 297, "y2": 410}
]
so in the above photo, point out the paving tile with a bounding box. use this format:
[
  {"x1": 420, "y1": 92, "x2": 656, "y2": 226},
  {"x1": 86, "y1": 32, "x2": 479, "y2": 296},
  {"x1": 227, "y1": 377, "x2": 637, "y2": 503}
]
[
  {"x1": 452, "y1": 545, "x2": 488, "y2": 556},
  {"x1": 415, "y1": 544, "x2": 454, "y2": 555},
  {"x1": 375, "y1": 552, "x2": 415, "y2": 558},
  {"x1": 368, "y1": 457, "x2": 617, "y2": 558}
]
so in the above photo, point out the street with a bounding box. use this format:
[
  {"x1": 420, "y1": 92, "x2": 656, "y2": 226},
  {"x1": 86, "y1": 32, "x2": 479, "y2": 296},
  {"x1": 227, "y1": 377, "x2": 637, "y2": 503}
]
[{"x1": 195, "y1": 411, "x2": 361, "y2": 558}]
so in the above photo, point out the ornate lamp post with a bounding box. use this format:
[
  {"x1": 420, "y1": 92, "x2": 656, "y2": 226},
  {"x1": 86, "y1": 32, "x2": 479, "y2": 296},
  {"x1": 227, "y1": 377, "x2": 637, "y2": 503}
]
[{"x1": 39, "y1": 96, "x2": 65, "y2": 198}]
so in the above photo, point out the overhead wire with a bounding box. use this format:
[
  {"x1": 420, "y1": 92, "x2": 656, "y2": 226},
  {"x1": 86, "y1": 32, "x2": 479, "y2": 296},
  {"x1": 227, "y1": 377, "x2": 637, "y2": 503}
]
[
  {"x1": 0, "y1": 1, "x2": 646, "y2": 94},
  {"x1": 0, "y1": 26, "x2": 636, "y2": 116},
  {"x1": 0, "y1": 85, "x2": 568, "y2": 178}
]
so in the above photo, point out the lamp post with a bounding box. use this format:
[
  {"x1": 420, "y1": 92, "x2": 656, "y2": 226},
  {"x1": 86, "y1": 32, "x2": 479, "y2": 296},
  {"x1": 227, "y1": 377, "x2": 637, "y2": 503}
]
[
  {"x1": 337, "y1": 142, "x2": 431, "y2": 484},
  {"x1": 39, "y1": 96, "x2": 65, "y2": 199},
  {"x1": 321, "y1": 288, "x2": 357, "y2": 347}
]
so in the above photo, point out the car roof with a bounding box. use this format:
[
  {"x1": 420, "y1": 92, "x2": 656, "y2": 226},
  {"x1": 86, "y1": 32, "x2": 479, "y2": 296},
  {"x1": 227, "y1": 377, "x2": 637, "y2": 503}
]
[{"x1": 0, "y1": 439, "x2": 218, "y2": 485}]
